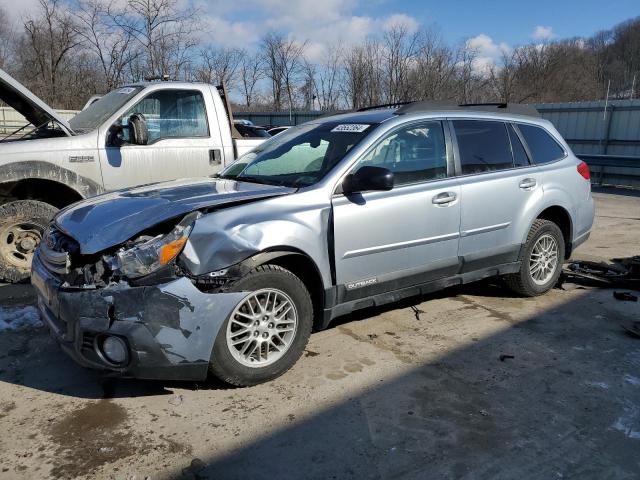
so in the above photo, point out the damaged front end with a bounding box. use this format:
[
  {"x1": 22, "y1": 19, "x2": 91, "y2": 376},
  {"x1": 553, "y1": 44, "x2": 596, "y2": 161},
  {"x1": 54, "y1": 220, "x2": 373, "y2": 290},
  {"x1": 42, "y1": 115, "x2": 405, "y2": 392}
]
[{"x1": 32, "y1": 213, "x2": 250, "y2": 381}]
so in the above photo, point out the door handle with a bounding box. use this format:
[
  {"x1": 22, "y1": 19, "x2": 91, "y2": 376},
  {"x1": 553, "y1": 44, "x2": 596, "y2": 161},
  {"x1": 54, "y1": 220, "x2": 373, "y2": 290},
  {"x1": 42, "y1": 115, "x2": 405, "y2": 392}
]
[
  {"x1": 432, "y1": 192, "x2": 457, "y2": 205},
  {"x1": 209, "y1": 149, "x2": 222, "y2": 165},
  {"x1": 519, "y1": 178, "x2": 537, "y2": 190}
]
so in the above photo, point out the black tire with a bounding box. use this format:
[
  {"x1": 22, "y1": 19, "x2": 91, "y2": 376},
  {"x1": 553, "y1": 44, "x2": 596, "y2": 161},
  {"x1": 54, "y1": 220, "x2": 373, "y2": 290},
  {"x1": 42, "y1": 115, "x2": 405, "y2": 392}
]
[
  {"x1": 0, "y1": 200, "x2": 58, "y2": 283},
  {"x1": 209, "y1": 265, "x2": 313, "y2": 387},
  {"x1": 505, "y1": 219, "x2": 565, "y2": 297}
]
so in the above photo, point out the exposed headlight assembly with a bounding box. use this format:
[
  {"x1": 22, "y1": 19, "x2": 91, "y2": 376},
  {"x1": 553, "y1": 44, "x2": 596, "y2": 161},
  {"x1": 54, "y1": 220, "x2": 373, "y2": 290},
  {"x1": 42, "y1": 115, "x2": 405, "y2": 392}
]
[{"x1": 105, "y1": 212, "x2": 200, "y2": 279}]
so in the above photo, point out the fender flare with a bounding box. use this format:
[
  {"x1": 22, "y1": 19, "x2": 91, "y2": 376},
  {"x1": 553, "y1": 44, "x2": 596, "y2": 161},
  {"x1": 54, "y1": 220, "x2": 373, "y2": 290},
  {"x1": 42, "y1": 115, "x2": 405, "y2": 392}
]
[{"x1": 0, "y1": 160, "x2": 103, "y2": 199}]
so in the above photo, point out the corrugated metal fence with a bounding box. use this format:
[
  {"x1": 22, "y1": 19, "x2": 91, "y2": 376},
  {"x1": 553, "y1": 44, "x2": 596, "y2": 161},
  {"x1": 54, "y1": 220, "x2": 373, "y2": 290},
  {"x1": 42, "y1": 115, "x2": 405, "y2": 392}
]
[
  {"x1": 535, "y1": 100, "x2": 640, "y2": 156},
  {"x1": 236, "y1": 101, "x2": 640, "y2": 156},
  {"x1": 0, "y1": 107, "x2": 78, "y2": 134}
]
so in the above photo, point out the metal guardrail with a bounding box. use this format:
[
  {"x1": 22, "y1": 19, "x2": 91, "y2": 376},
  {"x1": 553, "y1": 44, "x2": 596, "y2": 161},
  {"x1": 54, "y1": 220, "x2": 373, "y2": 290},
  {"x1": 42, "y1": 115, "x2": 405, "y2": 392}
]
[{"x1": 577, "y1": 154, "x2": 640, "y2": 188}]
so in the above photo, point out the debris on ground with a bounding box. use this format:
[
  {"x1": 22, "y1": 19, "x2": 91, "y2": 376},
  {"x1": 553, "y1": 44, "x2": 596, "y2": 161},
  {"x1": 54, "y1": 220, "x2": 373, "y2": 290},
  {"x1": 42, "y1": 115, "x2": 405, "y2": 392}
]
[
  {"x1": 613, "y1": 291, "x2": 638, "y2": 302},
  {"x1": 410, "y1": 305, "x2": 425, "y2": 321},
  {"x1": 621, "y1": 321, "x2": 640, "y2": 339},
  {"x1": 563, "y1": 256, "x2": 640, "y2": 289},
  {"x1": 168, "y1": 394, "x2": 184, "y2": 406},
  {"x1": 499, "y1": 354, "x2": 515, "y2": 362}
]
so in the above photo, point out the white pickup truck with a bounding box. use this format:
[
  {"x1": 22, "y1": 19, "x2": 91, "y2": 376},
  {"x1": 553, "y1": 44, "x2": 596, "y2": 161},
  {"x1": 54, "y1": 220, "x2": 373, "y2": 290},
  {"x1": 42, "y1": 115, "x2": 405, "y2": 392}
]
[{"x1": 0, "y1": 68, "x2": 266, "y2": 281}]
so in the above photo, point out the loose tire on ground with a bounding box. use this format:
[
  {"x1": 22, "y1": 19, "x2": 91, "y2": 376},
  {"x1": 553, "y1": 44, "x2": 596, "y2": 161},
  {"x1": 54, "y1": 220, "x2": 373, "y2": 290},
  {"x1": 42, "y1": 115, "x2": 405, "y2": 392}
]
[
  {"x1": 505, "y1": 219, "x2": 565, "y2": 297},
  {"x1": 0, "y1": 200, "x2": 58, "y2": 283},
  {"x1": 209, "y1": 264, "x2": 313, "y2": 387}
]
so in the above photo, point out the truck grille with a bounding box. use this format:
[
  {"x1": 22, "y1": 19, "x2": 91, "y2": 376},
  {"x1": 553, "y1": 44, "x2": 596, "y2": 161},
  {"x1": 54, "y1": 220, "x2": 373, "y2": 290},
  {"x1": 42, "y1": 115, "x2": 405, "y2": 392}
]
[{"x1": 38, "y1": 226, "x2": 78, "y2": 275}]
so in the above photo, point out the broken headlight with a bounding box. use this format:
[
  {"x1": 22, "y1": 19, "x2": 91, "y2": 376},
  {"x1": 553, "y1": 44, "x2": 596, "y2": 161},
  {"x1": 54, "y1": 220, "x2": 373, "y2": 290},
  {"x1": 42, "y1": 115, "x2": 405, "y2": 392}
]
[{"x1": 105, "y1": 212, "x2": 200, "y2": 279}]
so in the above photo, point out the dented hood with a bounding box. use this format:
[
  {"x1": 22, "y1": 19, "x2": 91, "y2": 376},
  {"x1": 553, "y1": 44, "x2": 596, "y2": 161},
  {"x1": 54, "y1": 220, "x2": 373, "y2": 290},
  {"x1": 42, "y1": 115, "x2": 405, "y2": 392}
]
[
  {"x1": 54, "y1": 178, "x2": 295, "y2": 254},
  {"x1": 0, "y1": 68, "x2": 73, "y2": 133}
]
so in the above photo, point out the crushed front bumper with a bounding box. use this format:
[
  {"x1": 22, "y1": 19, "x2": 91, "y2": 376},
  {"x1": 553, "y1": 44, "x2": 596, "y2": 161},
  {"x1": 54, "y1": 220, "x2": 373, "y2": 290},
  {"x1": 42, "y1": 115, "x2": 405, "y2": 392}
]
[{"x1": 32, "y1": 252, "x2": 248, "y2": 381}]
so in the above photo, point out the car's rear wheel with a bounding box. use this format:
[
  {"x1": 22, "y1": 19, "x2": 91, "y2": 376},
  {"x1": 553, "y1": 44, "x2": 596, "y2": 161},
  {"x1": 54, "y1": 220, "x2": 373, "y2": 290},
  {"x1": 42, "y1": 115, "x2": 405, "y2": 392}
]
[
  {"x1": 0, "y1": 200, "x2": 57, "y2": 283},
  {"x1": 505, "y1": 219, "x2": 565, "y2": 296},
  {"x1": 209, "y1": 265, "x2": 313, "y2": 386}
]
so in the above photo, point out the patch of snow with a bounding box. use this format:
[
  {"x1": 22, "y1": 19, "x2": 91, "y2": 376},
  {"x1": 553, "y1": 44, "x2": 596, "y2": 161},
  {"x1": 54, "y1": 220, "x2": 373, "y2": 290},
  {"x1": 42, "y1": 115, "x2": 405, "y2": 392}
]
[
  {"x1": 624, "y1": 374, "x2": 640, "y2": 387},
  {"x1": 0, "y1": 306, "x2": 43, "y2": 331},
  {"x1": 585, "y1": 381, "x2": 609, "y2": 390},
  {"x1": 612, "y1": 405, "x2": 640, "y2": 439}
]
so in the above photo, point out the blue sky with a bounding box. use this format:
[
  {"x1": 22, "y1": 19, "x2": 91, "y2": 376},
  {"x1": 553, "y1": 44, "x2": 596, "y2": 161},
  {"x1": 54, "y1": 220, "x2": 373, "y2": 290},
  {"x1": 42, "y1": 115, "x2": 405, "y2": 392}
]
[
  {"x1": 4, "y1": 0, "x2": 639, "y2": 64},
  {"x1": 358, "y1": 0, "x2": 640, "y2": 46}
]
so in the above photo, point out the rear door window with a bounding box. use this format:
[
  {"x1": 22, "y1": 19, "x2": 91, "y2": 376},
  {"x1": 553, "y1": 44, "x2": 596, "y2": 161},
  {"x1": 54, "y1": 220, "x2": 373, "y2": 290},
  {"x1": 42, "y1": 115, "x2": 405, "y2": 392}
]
[
  {"x1": 517, "y1": 124, "x2": 565, "y2": 164},
  {"x1": 452, "y1": 120, "x2": 513, "y2": 174}
]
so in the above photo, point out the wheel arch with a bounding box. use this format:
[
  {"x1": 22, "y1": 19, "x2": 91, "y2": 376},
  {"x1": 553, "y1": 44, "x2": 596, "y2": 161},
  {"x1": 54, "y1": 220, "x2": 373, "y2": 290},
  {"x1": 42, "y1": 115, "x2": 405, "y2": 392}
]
[
  {"x1": 235, "y1": 248, "x2": 326, "y2": 330},
  {"x1": 0, "y1": 161, "x2": 102, "y2": 208},
  {"x1": 531, "y1": 205, "x2": 573, "y2": 259}
]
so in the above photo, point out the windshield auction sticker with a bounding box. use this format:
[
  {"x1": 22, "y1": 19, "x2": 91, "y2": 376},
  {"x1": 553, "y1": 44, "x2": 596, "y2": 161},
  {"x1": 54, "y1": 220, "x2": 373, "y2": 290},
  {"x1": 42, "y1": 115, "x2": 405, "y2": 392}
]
[
  {"x1": 118, "y1": 87, "x2": 136, "y2": 94},
  {"x1": 331, "y1": 124, "x2": 370, "y2": 133}
]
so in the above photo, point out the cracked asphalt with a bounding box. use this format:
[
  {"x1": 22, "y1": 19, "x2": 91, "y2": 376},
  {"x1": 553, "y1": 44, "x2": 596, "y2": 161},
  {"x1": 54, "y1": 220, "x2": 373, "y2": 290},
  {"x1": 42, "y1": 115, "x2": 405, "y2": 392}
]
[{"x1": 0, "y1": 189, "x2": 639, "y2": 479}]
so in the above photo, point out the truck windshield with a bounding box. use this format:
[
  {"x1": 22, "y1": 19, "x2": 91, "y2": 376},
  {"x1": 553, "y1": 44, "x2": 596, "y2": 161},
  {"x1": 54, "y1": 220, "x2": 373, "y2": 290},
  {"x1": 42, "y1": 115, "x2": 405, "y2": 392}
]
[
  {"x1": 220, "y1": 122, "x2": 376, "y2": 187},
  {"x1": 69, "y1": 86, "x2": 144, "y2": 133}
]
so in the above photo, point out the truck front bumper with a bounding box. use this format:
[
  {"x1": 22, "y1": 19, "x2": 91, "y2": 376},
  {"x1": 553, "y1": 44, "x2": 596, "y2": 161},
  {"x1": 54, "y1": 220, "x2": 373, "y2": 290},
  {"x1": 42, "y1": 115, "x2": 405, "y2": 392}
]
[{"x1": 32, "y1": 252, "x2": 248, "y2": 381}]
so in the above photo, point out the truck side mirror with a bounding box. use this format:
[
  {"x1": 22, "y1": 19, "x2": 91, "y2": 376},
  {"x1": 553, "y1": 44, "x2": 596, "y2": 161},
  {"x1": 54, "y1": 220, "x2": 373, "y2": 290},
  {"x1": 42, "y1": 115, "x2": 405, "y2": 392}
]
[
  {"x1": 128, "y1": 113, "x2": 149, "y2": 145},
  {"x1": 342, "y1": 166, "x2": 394, "y2": 194}
]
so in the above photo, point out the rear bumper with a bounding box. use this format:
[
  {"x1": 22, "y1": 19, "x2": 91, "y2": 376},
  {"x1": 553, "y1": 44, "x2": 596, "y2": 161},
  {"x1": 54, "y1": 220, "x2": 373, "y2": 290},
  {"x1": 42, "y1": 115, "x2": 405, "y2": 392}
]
[{"x1": 32, "y1": 252, "x2": 248, "y2": 381}]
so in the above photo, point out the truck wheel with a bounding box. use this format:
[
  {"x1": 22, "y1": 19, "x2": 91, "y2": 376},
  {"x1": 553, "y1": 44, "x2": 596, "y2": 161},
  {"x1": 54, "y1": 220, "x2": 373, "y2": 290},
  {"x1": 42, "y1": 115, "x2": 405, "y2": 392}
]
[
  {"x1": 505, "y1": 219, "x2": 565, "y2": 297},
  {"x1": 209, "y1": 265, "x2": 313, "y2": 386},
  {"x1": 0, "y1": 200, "x2": 58, "y2": 283}
]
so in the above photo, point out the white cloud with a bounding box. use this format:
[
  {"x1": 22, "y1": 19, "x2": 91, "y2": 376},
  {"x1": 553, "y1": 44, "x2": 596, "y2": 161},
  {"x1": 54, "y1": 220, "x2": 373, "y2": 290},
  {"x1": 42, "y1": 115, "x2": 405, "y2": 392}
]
[
  {"x1": 1, "y1": 0, "x2": 44, "y2": 22},
  {"x1": 198, "y1": 1, "x2": 418, "y2": 57},
  {"x1": 465, "y1": 33, "x2": 511, "y2": 75},
  {"x1": 532, "y1": 25, "x2": 556, "y2": 41},
  {"x1": 383, "y1": 13, "x2": 419, "y2": 34}
]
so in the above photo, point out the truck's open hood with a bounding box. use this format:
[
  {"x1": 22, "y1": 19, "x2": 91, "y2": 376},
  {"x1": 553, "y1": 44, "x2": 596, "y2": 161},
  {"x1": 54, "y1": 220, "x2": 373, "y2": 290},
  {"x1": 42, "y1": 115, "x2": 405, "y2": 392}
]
[
  {"x1": 54, "y1": 178, "x2": 295, "y2": 254},
  {"x1": 0, "y1": 68, "x2": 73, "y2": 134}
]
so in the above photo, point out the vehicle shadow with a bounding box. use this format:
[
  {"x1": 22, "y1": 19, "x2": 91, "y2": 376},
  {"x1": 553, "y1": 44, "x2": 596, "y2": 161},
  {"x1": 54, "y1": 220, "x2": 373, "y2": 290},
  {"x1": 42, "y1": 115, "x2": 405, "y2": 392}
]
[
  {"x1": 0, "y1": 279, "x2": 540, "y2": 400},
  {"x1": 161, "y1": 284, "x2": 640, "y2": 479}
]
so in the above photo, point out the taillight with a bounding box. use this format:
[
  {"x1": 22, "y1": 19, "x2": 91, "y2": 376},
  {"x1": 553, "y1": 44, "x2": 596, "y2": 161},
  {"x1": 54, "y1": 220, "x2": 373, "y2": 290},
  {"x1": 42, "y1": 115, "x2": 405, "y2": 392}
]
[{"x1": 577, "y1": 161, "x2": 590, "y2": 180}]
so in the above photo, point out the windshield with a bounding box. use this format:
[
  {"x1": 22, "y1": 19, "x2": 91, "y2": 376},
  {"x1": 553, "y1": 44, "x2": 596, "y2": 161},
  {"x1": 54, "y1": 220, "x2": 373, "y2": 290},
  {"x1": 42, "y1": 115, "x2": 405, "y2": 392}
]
[
  {"x1": 69, "y1": 86, "x2": 144, "y2": 132},
  {"x1": 221, "y1": 122, "x2": 376, "y2": 187}
]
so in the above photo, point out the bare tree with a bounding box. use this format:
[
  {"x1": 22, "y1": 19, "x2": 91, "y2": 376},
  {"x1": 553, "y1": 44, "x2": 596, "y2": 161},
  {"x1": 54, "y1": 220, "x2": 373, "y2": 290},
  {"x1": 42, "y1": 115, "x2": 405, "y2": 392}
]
[
  {"x1": 410, "y1": 28, "x2": 457, "y2": 100},
  {"x1": 195, "y1": 46, "x2": 244, "y2": 87},
  {"x1": 22, "y1": 0, "x2": 82, "y2": 104},
  {"x1": 383, "y1": 24, "x2": 420, "y2": 102},
  {"x1": 238, "y1": 52, "x2": 264, "y2": 108},
  {"x1": 109, "y1": 0, "x2": 199, "y2": 79},
  {"x1": 313, "y1": 44, "x2": 342, "y2": 110},
  {"x1": 0, "y1": 5, "x2": 16, "y2": 69},
  {"x1": 261, "y1": 32, "x2": 306, "y2": 109},
  {"x1": 74, "y1": 0, "x2": 138, "y2": 91}
]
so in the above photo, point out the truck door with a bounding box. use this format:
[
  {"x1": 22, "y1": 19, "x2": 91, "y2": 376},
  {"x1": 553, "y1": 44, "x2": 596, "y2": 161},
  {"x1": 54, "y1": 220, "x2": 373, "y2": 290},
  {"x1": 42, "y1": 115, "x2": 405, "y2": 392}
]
[{"x1": 98, "y1": 87, "x2": 223, "y2": 190}]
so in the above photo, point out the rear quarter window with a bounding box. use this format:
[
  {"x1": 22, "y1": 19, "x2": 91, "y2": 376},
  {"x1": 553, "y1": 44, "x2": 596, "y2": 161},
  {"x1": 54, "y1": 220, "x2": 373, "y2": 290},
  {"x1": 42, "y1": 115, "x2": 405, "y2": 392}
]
[{"x1": 518, "y1": 124, "x2": 565, "y2": 164}]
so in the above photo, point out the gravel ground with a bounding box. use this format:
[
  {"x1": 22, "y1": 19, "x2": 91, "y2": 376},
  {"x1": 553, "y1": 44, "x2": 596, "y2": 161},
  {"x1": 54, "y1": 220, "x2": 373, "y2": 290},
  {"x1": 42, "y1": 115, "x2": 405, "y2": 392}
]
[{"x1": 0, "y1": 190, "x2": 638, "y2": 479}]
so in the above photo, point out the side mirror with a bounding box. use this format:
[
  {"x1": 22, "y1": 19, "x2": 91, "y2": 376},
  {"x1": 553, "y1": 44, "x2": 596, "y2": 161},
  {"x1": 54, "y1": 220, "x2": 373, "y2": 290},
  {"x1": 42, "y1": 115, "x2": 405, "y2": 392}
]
[
  {"x1": 128, "y1": 113, "x2": 149, "y2": 145},
  {"x1": 342, "y1": 166, "x2": 394, "y2": 194}
]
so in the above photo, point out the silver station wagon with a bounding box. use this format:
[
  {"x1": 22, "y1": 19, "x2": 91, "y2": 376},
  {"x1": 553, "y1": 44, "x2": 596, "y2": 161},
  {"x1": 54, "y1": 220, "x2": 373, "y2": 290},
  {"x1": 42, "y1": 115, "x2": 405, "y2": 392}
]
[{"x1": 32, "y1": 102, "x2": 595, "y2": 386}]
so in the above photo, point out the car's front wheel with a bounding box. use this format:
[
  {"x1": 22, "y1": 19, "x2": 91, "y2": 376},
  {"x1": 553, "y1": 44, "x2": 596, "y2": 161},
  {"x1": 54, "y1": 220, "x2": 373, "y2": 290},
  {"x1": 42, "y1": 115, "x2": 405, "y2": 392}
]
[
  {"x1": 209, "y1": 265, "x2": 313, "y2": 386},
  {"x1": 505, "y1": 219, "x2": 565, "y2": 296}
]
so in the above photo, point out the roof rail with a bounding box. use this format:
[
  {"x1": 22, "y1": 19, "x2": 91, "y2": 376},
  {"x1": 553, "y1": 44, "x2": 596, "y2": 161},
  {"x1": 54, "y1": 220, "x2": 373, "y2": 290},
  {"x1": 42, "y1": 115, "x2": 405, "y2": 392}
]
[
  {"x1": 357, "y1": 101, "x2": 414, "y2": 112},
  {"x1": 395, "y1": 101, "x2": 540, "y2": 117}
]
